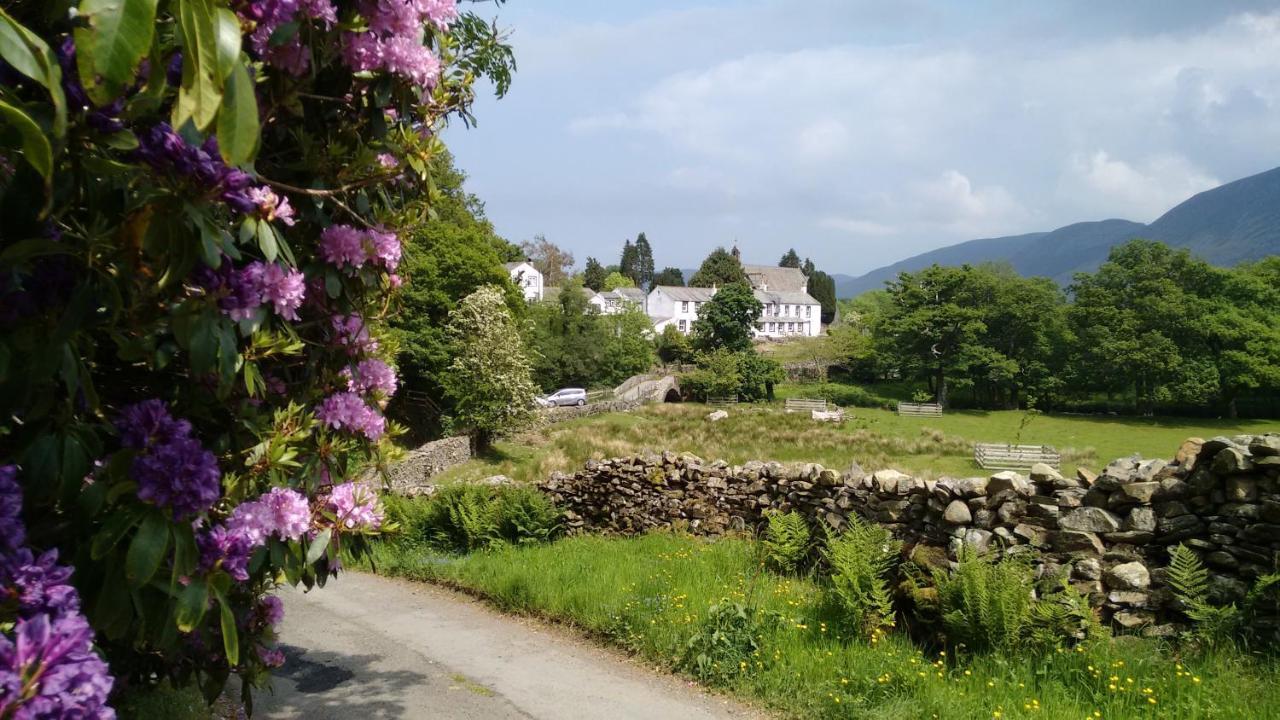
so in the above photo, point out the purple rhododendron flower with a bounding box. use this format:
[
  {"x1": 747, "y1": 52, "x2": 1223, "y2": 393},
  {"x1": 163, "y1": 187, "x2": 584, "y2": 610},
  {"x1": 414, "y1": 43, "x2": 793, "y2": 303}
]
[
  {"x1": 247, "y1": 187, "x2": 297, "y2": 226},
  {"x1": 342, "y1": 358, "x2": 398, "y2": 397},
  {"x1": 259, "y1": 595, "x2": 285, "y2": 627},
  {"x1": 331, "y1": 314, "x2": 379, "y2": 356},
  {"x1": 326, "y1": 483, "x2": 384, "y2": 531},
  {"x1": 196, "y1": 524, "x2": 255, "y2": 582},
  {"x1": 319, "y1": 225, "x2": 368, "y2": 269},
  {"x1": 235, "y1": 0, "x2": 336, "y2": 75},
  {"x1": 340, "y1": 0, "x2": 454, "y2": 90},
  {"x1": 367, "y1": 229, "x2": 401, "y2": 271},
  {"x1": 257, "y1": 645, "x2": 286, "y2": 668},
  {"x1": 261, "y1": 488, "x2": 312, "y2": 540},
  {"x1": 253, "y1": 262, "x2": 307, "y2": 321},
  {"x1": 376, "y1": 153, "x2": 399, "y2": 169},
  {"x1": 133, "y1": 124, "x2": 266, "y2": 214},
  {"x1": 315, "y1": 392, "x2": 387, "y2": 440},
  {"x1": 116, "y1": 401, "x2": 221, "y2": 519}
]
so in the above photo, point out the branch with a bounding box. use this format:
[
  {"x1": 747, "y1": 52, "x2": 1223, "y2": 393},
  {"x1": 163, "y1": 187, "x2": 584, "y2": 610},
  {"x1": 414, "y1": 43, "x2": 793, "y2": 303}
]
[{"x1": 259, "y1": 174, "x2": 393, "y2": 198}]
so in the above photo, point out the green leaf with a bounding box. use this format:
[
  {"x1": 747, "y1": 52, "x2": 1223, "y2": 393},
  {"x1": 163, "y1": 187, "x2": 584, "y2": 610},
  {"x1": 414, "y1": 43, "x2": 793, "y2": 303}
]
[
  {"x1": 173, "y1": 0, "x2": 224, "y2": 131},
  {"x1": 216, "y1": 60, "x2": 259, "y2": 165},
  {"x1": 213, "y1": 8, "x2": 241, "y2": 82},
  {"x1": 0, "y1": 9, "x2": 66, "y2": 137},
  {"x1": 306, "y1": 528, "x2": 332, "y2": 564},
  {"x1": 0, "y1": 238, "x2": 75, "y2": 269},
  {"x1": 257, "y1": 220, "x2": 279, "y2": 262},
  {"x1": 324, "y1": 269, "x2": 342, "y2": 299},
  {"x1": 174, "y1": 577, "x2": 208, "y2": 632},
  {"x1": 125, "y1": 511, "x2": 171, "y2": 588},
  {"x1": 216, "y1": 588, "x2": 240, "y2": 666},
  {"x1": 0, "y1": 98, "x2": 53, "y2": 192},
  {"x1": 74, "y1": 0, "x2": 159, "y2": 106},
  {"x1": 91, "y1": 506, "x2": 141, "y2": 559},
  {"x1": 238, "y1": 217, "x2": 258, "y2": 245}
]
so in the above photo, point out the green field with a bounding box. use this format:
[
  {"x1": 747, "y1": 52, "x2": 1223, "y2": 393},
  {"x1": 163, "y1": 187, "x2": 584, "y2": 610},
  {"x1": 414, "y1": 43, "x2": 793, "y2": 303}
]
[
  {"x1": 364, "y1": 532, "x2": 1280, "y2": 720},
  {"x1": 434, "y1": 399, "x2": 1278, "y2": 485}
]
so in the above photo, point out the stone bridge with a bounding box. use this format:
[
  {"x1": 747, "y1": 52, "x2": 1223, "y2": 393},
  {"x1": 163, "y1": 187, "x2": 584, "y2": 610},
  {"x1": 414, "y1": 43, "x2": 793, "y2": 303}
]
[{"x1": 612, "y1": 373, "x2": 680, "y2": 403}]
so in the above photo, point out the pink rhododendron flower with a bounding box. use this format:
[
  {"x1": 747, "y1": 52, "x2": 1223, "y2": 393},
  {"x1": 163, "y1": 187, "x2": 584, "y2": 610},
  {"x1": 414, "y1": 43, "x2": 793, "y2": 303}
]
[
  {"x1": 254, "y1": 262, "x2": 306, "y2": 320},
  {"x1": 319, "y1": 225, "x2": 368, "y2": 269},
  {"x1": 367, "y1": 229, "x2": 401, "y2": 271},
  {"x1": 342, "y1": 358, "x2": 398, "y2": 397},
  {"x1": 331, "y1": 314, "x2": 379, "y2": 355},
  {"x1": 326, "y1": 482, "x2": 384, "y2": 531},
  {"x1": 315, "y1": 392, "x2": 386, "y2": 440},
  {"x1": 377, "y1": 153, "x2": 399, "y2": 169}
]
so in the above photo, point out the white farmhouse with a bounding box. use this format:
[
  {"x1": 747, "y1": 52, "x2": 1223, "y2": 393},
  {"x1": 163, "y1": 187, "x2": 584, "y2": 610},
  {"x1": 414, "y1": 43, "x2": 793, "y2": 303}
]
[
  {"x1": 647, "y1": 265, "x2": 822, "y2": 339},
  {"x1": 505, "y1": 260, "x2": 543, "y2": 302},
  {"x1": 588, "y1": 287, "x2": 647, "y2": 315}
]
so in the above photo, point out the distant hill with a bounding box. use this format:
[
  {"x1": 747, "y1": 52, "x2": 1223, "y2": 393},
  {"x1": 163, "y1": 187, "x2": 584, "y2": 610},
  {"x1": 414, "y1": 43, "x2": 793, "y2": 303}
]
[{"x1": 836, "y1": 166, "x2": 1280, "y2": 298}]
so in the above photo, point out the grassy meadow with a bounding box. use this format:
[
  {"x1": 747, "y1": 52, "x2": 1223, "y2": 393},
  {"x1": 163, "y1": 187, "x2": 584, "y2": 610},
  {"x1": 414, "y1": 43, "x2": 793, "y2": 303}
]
[
  {"x1": 363, "y1": 531, "x2": 1280, "y2": 720},
  {"x1": 433, "y1": 399, "x2": 1278, "y2": 485}
]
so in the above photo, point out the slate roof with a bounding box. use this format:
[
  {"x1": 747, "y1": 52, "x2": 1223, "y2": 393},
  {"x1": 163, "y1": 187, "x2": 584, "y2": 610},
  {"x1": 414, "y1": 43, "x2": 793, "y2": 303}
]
[
  {"x1": 651, "y1": 285, "x2": 717, "y2": 302},
  {"x1": 741, "y1": 264, "x2": 808, "y2": 293},
  {"x1": 504, "y1": 261, "x2": 534, "y2": 271},
  {"x1": 754, "y1": 289, "x2": 820, "y2": 305}
]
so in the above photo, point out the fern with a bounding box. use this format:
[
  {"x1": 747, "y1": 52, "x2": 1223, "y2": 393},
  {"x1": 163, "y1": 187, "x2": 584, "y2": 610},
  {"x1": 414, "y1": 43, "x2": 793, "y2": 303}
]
[
  {"x1": 1026, "y1": 577, "x2": 1103, "y2": 649},
  {"x1": 763, "y1": 511, "x2": 811, "y2": 574},
  {"x1": 1168, "y1": 544, "x2": 1240, "y2": 647},
  {"x1": 1243, "y1": 571, "x2": 1280, "y2": 646},
  {"x1": 823, "y1": 516, "x2": 901, "y2": 639},
  {"x1": 934, "y1": 547, "x2": 1034, "y2": 651}
]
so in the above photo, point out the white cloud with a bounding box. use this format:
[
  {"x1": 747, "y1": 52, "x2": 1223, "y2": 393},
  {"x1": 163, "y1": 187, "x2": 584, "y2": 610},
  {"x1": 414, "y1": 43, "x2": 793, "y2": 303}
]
[
  {"x1": 819, "y1": 217, "x2": 898, "y2": 236},
  {"x1": 1061, "y1": 151, "x2": 1220, "y2": 221}
]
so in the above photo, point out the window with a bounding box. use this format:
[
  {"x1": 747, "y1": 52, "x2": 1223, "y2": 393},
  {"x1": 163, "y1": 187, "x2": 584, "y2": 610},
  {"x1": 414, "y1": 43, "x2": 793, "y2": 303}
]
[
  {"x1": 805, "y1": 305, "x2": 812, "y2": 318},
  {"x1": 678, "y1": 319, "x2": 687, "y2": 332},
  {"x1": 681, "y1": 301, "x2": 689, "y2": 313}
]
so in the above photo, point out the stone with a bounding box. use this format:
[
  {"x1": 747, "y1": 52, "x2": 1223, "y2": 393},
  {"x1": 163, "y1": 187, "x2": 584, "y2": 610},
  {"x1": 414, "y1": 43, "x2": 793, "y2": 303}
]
[
  {"x1": 1135, "y1": 459, "x2": 1167, "y2": 482},
  {"x1": 1112, "y1": 610, "x2": 1155, "y2": 630},
  {"x1": 1175, "y1": 438, "x2": 1204, "y2": 466},
  {"x1": 962, "y1": 528, "x2": 994, "y2": 554},
  {"x1": 707, "y1": 410, "x2": 728, "y2": 421},
  {"x1": 952, "y1": 477, "x2": 990, "y2": 498},
  {"x1": 1107, "y1": 591, "x2": 1151, "y2": 607},
  {"x1": 1029, "y1": 463, "x2": 1063, "y2": 483},
  {"x1": 478, "y1": 474, "x2": 514, "y2": 486},
  {"x1": 1224, "y1": 477, "x2": 1258, "y2": 502},
  {"x1": 873, "y1": 469, "x2": 911, "y2": 493},
  {"x1": 1249, "y1": 434, "x2": 1280, "y2": 457},
  {"x1": 847, "y1": 460, "x2": 866, "y2": 482},
  {"x1": 1054, "y1": 530, "x2": 1106, "y2": 555},
  {"x1": 1100, "y1": 561, "x2": 1152, "y2": 589},
  {"x1": 943, "y1": 499, "x2": 972, "y2": 525},
  {"x1": 1103, "y1": 530, "x2": 1154, "y2": 544},
  {"x1": 817, "y1": 468, "x2": 841, "y2": 486},
  {"x1": 1113, "y1": 482, "x2": 1160, "y2": 506},
  {"x1": 1077, "y1": 467, "x2": 1098, "y2": 486},
  {"x1": 1212, "y1": 447, "x2": 1252, "y2": 475},
  {"x1": 988, "y1": 471, "x2": 1031, "y2": 496},
  {"x1": 1124, "y1": 506, "x2": 1157, "y2": 532},
  {"x1": 1073, "y1": 557, "x2": 1102, "y2": 581},
  {"x1": 1057, "y1": 488, "x2": 1087, "y2": 509},
  {"x1": 1060, "y1": 507, "x2": 1123, "y2": 534},
  {"x1": 1013, "y1": 523, "x2": 1048, "y2": 547}
]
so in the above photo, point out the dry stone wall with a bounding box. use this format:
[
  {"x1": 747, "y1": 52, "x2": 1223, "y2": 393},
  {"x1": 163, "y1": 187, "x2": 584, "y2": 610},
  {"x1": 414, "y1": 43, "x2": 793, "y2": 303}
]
[
  {"x1": 384, "y1": 435, "x2": 472, "y2": 492},
  {"x1": 540, "y1": 433, "x2": 1280, "y2": 631}
]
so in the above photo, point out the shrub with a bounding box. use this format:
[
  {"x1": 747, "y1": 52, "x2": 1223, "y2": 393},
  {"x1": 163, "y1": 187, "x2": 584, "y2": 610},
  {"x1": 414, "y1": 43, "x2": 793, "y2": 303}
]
[
  {"x1": 763, "y1": 511, "x2": 811, "y2": 574},
  {"x1": 493, "y1": 485, "x2": 562, "y2": 546},
  {"x1": 823, "y1": 517, "x2": 901, "y2": 639},
  {"x1": 934, "y1": 548, "x2": 1034, "y2": 651},
  {"x1": 403, "y1": 483, "x2": 561, "y2": 553},
  {"x1": 676, "y1": 601, "x2": 773, "y2": 686},
  {"x1": 1025, "y1": 577, "x2": 1104, "y2": 649}
]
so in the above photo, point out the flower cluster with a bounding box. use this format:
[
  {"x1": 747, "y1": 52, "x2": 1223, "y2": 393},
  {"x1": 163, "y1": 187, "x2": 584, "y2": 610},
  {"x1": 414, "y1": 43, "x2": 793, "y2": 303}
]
[
  {"x1": 55, "y1": 37, "x2": 125, "y2": 133},
  {"x1": 325, "y1": 483, "x2": 384, "y2": 531},
  {"x1": 342, "y1": 0, "x2": 458, "y2": 90},
  {"x1": 331, "y1": 314, "x2": 380, "y2": 356},
  {"x1": 228, "y1": 488, "x2": 313, "y2": 544},
  {"x1": 235, "y1": 0, "x2": 338, "y2": 76},
  {"x1": 315, "y1": 392, "x2": 387, "y2": 440},
  {"x1": 318, "y1": 225, "x2": 402, "y2": 272},
  {"x1": 0, "y1": 468, "x2": 115, "y2": 719},
  {"x1": 342, "y1": 358, "x2": 398, "y2": 398},
  {"x1": 197, "y1": 260, "x2": 306, "y2": 322},
  {"x1": 133, "y1": 124, "x2": 260, "y2": 214},
  {"x1": 247, "y1": 187, "x2": 297, "y2": 227},
  {"x1": 116, "y1": 401, "x2": 221, "y2": 519}
]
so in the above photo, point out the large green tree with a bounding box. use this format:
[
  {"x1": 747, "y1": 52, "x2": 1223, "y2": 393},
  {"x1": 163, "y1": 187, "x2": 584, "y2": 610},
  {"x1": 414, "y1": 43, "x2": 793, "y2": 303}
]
[
  {"x1": 583, "y1": 257, "x2": 607, "y2": 291},
  {"x1": 521, "y1": 234, "x2": 575, "y2": 286},
  {"x1": 694, "y1": 282, "x2": 762, "y2": 352},
  {"x1": 690, "y1": 247, "x2": 748, "y2": 287},
  {"x1": 653, "y1": 267, "x2": 686, "y2": 287},
  {"x1": 619, "y1": 239, "x2": 639, "y2": 284},
  {"x1": 634, "y1": 232, "x2": 655, "y2": 288},
  {"x1": 443, "y1": 286, "x2": 538, "y2": 450},
  {"x1": 779, "y1": 249, "x2": 802, "y2": 268},
  {"x1": 808, "y1": 270, "x2": 838, "y2": 324}
]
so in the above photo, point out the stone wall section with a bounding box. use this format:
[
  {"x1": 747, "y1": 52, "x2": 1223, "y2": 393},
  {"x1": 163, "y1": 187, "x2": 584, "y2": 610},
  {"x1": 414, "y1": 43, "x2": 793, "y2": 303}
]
[
  {"x1": 385, "y1": 435, "x2": 472, "y2": 492},
  {"x1": 540, "y1": 433, "x2": 1280, "y2": 630}
]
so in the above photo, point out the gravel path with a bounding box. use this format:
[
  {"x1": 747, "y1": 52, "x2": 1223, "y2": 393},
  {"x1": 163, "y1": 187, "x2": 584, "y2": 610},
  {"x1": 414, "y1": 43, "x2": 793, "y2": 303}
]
[{"x1": 254, "y1": 572, "x2": 765, "y2": 720}]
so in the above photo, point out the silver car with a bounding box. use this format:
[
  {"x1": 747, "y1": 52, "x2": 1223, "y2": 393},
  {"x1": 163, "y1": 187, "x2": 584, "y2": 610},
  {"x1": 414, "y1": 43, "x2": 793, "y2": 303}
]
[{"x1": 539, "y1": 388, "x2": 588, "y2": 407}]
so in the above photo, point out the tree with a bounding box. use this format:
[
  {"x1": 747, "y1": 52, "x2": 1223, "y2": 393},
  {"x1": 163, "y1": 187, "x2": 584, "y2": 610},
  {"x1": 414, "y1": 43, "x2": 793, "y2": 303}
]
[
  {"x1": 653, "y1": 267, "x2": 686, "y2": 287},
  {"x1": 693, "y1": 282, "x2": 762, "y2": 352},
  {"x1": 0, "y1": 0, "x2": 514, "y2": 710},
  {"x1": 738, "y1": 352, "x2": 785, "y2": 401},
  {"x1": 689, "y1": 247, "x2": 748, "y2": 287},
  {"x1": 600, "y1": 308, "x2": 657, "y2": 383},
  {"x1": 656, "y1": 325, "x2": 695, "y2": 364},
  {"x1": 520, "y1": 234, "x2": 575, "y2": 286},
  {"x1": 443, "y1": 286, "x2": 538, "y2": 450},
  {"x1": 680, "y1": 349, "x2": 743, "y2": 400},
  {"x1": 602, "y1": 271, "x2": 636, "y2": 291},
  {"x1": 780, "y1": 249, "x2": 802, "y2": 268},
  {"x1": 808, "y1": 270, "x2": 838, "y2": 324},
  {"x1": 634, "y1": 232, "x2": 656, "y2": 288},
  {"x1": 803, "y1": 257, "x2": 816, "y2": 276},
  {"x1": 619, "y1": 239, "x2": 639, "y2": 284},
  {"x1": 583, "y1": 257, "x2": 607, "y2": 291}
]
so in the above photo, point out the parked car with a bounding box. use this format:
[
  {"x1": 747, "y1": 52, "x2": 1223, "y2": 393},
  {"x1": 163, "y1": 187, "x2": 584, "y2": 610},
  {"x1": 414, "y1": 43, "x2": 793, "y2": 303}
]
[{"x1": 538, "y1": 388, "x2": 588, "y2": 407}]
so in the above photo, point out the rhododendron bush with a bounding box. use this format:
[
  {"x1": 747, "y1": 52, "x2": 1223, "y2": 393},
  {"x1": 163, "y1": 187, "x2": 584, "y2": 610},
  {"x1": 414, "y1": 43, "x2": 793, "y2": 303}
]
[{"x1": 0, "y1": 0, "x2": 513, "y2": 714}]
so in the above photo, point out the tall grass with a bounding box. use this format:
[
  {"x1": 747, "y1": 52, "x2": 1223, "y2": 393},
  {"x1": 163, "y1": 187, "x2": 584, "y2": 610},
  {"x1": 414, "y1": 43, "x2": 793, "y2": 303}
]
[{"x1": 361, "y1": 532, "x2": 1280, "y2": 720}]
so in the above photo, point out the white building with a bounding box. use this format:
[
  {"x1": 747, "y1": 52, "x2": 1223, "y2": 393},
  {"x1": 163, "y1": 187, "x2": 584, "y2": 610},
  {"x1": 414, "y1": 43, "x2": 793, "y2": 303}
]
[
  {"x1": 647, "y1": 266, "x2": 822, "y2": 339},
  {"x1": 588, "y1": 287, "x2": 647, "y2": 315},
  {"x1": 505, "y1": 261, "x2": 543, "y2": 302}
]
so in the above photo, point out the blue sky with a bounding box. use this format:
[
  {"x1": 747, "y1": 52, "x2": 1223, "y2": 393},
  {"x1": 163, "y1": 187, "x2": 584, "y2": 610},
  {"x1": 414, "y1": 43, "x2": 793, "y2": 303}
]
[{"x1": 444, "y1": 1, "x2": 1280, "y2": 276}]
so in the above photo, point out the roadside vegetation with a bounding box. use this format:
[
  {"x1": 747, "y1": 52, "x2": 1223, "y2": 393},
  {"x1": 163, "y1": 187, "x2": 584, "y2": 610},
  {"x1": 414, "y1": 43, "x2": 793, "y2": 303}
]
[
  {"x1": 358, "y1": 525, "x2": 1280, "y2": 720},
  {"x1": 431, "y1": 401, "x2": 1277, "y2": 484}
]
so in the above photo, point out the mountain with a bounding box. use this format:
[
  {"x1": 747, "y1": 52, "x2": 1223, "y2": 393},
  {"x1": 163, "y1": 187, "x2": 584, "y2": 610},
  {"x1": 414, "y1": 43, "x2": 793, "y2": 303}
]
[{"x1": 836, "y1": 166, "x2": 1280, "y2": 298}]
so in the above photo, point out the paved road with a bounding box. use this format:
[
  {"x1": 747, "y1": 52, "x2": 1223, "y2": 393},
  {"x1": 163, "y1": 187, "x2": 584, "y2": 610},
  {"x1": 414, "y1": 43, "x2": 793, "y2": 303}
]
[{"x1": 255, "y1": 572, "x2": 764, "y2": 720}]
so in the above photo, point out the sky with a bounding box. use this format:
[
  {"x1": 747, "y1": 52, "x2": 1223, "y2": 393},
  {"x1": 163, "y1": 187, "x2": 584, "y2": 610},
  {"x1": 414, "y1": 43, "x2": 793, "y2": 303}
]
[{"x1": 444, "y1": 0, "x2": 1280, "y2": 277}]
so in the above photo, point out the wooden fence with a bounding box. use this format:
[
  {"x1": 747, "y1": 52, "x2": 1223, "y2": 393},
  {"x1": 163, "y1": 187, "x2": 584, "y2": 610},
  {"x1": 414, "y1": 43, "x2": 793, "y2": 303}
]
[
  {"x1": 784, "y1": 397, "x2": 829, "y2": 413},
  {"x1": 897, "y1": 402, "x2": 943, "y2": 417},
  {"x1": 707, "y1": 396, "x2": 739, "y2": 407},
  {"x1": 974, "y1": 443, "x2": 1061, "y2": 471}
]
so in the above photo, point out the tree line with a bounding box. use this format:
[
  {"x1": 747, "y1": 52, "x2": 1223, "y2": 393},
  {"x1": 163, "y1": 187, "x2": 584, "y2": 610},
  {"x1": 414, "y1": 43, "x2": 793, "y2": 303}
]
[{"x1": 833, "y1": 240, "x2": 1280, "y2": 417}]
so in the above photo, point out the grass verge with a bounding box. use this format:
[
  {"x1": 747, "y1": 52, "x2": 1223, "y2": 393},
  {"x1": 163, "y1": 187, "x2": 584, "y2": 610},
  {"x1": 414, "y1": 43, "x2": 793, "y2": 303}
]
[{"x1": 361, "y1": 532, "x2": 1280, "y2": 720}]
